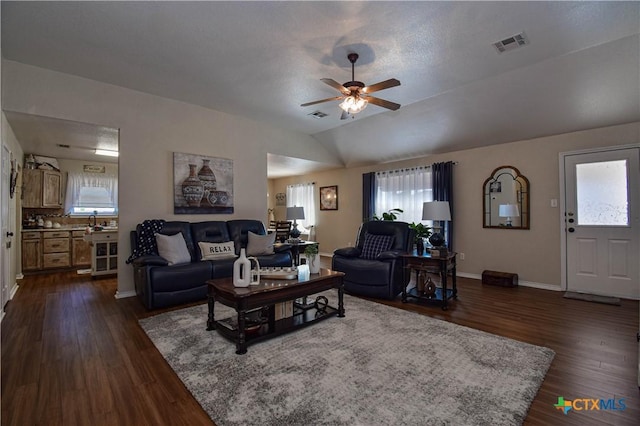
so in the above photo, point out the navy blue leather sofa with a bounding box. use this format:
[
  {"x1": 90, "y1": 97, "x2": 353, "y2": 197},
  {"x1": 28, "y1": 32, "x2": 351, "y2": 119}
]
[{"x1": 130, "y1": 219, "x2": 292, "y2": 309}]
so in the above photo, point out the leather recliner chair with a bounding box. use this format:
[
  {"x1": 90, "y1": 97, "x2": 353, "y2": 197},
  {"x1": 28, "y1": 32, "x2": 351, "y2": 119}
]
[{"x1": 332, "y1": 221, "x2": 415, "y2": 300}]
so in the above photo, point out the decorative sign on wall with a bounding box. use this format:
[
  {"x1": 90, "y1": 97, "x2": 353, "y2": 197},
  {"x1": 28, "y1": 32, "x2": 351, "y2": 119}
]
[
  {"x1": 275, "y1": 192, "x2": 286, "y2": 206},
  {"x1": 173, "y1": 152, "x2": 234, "y2": 214},
  {"x1": 83, "y1": 165, "x2": 106, "y2": 173}
]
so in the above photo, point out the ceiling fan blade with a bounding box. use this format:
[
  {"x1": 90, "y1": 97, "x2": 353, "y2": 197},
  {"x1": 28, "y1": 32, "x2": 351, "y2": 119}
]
[
  {"x1": 362, "y1": 78, "x2": 401, "y2": 94},
  {"x1": 321, "y1": 78, "x2": 350, "y2": 95},
  {"x1": 300, "y1": 96, "x2": 344, "y2": 107},
  {"x1": 366, "y1": 96, "x2": 401, "y2": 111}
]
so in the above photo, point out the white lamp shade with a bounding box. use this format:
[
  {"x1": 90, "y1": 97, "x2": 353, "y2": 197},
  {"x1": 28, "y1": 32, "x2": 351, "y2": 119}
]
[
  {"x1": 498, "y1": 204, "x2": 520, "y2": 217},
  {"x1": 286, "y1": 206, "x2": 305, "y2": 221},
  {"x1": 422, "y1": 201, "x2": 451, "y2": 221}
]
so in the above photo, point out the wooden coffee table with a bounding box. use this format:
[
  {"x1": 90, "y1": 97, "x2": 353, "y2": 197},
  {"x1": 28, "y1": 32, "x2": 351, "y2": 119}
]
[{"x1": 206, "y1": 268, "x2": 345, "y2": 354}]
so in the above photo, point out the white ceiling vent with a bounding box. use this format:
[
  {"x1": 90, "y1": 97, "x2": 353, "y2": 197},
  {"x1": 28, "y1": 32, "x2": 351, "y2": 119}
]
[
  {"x1": 308, "y1": 110, "x2": 328, "y2": 119},
  {"x1": 492, "y1": 32, "x2": 529, "y2": 53}
]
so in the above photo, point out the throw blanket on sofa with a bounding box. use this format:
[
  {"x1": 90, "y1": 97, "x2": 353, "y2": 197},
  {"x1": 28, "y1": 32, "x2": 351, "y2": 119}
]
[{"x1": 126, "y1": 219, "x2": 166, "y2": 264}]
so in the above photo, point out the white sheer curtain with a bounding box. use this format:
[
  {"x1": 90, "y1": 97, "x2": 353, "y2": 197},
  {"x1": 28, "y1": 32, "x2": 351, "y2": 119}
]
[
  {"x1": 65, "y1": 172, "x2": 118, "y2": 214},
  {"x1": 286, "y1": 182, "x2": 316, "y2": 231},
  {"x1": 375, "y1": 167, "x2": 433, "y2": 223}
]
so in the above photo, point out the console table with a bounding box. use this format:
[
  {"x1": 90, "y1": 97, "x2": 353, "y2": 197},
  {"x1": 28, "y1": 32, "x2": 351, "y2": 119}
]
[{"x1": 402, "y1": 251, "x2": 457, "y2": 310}]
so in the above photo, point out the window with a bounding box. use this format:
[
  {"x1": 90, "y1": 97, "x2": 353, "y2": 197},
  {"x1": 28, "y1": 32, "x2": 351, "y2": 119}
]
[
  {"x1": 65, "y1": 172, "x2": 118, "y2": 215},
  {"x1": 576, "y1": 160, "x2": 628, "y2": 226},
  {"x1": 286, "y1": 182, "x2": 316, "y2": 231},
  {"x1": 375, "y1": 167, "x2": 432, "y2": 223}
]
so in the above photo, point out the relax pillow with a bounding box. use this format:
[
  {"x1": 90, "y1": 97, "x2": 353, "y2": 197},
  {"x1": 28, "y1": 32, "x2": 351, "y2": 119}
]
[
  {"x1": 155, "y1": 232, "x2": 191, "y2": 265},
  {"x1": 246, "y1": 231, "x2": 275, "y2": 256},
  {"x1": 199, "y1": 241, "x2": 236, "y2": 260},
  {"x1": 360, "y1": 233, "x2": 395, "y2": 260}
]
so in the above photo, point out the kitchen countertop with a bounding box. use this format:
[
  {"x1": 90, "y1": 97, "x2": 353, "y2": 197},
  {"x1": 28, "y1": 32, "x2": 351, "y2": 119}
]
[{"x1": 22, "y1": 226, "x2": 119, "y2": 232}]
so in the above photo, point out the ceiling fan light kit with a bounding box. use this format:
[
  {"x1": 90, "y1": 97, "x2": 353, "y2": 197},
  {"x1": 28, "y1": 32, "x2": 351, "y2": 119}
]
[
  {"x1": 301, "y1": 52, "x2": 401, "y2": 118},
  {"x1": 339, "y1": 95, "x2": 368, "y2": 114}
]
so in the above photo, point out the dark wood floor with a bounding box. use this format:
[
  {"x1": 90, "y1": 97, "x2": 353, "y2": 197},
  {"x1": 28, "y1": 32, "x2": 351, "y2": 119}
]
[{"x1": 2, "y1": 267, "x2": 638, "y2": 425}]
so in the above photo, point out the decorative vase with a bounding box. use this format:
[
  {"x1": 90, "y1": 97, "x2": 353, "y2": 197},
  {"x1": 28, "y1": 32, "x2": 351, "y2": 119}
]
[
  {"x1": 197, "y1": 159, "x2": 217, "y2": 205},
  {"x1": 308, "y1": 255, "x2": 320, "y2": 274},
  {"x1": 233, "y1": 248, "x2": 251, "y2": 287},
  {"x1": 247, "y1": 256, "x2": 261, "y2": 286},
  {"x1": 181, "y1": 164, "x2": 204, "y2": 207},
  {"x1": 416, "y1": 238, "x2": 425, "y2": 256}
]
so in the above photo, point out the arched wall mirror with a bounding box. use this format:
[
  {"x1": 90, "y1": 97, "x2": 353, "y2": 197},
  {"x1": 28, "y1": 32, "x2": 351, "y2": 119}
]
[{"x1": 483, "y1": 166, "x2": 530, "y2": 229}]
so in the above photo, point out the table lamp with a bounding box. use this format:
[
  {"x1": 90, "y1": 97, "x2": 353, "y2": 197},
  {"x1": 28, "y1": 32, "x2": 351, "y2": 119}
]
[
  {"x1": 499, "y1": 204, "x2": 519, "y2": 227},
  {"x1": 286, "y1": 206, "x2": 305, "y2": 240},
  {"x1": 422, "y1": 201, "x2": 451, "y2": 255}
]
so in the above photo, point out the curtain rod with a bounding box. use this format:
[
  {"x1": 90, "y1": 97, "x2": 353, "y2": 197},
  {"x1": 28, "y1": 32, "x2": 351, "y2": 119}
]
[
  {"x1": 375, "y1": 161, "x2": 458, "y2": 175},
  {"x1": 286, "y1": 182, "x2": 315, "y2": 187}
]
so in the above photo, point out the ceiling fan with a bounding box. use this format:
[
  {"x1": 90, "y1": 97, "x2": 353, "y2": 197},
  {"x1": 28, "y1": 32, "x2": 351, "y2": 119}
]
[{"x1": 301, "y1": 53, "x2": 401, "y2": 119}]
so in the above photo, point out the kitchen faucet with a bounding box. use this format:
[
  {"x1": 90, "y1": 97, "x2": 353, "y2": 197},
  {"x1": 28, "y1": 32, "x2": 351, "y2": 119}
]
[{"x1": 89, "y1": 211, "x2": 98, "y2": 228}]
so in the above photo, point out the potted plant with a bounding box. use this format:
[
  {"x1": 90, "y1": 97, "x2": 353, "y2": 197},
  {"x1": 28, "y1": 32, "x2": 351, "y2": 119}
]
[
  {"x1": 304, "y1": 243, "x2": 320, "y2": 274},
  {"x1": 371, "y1": 208, "x2": 404, "y2": 221},
  {"x1": 409, "y1": 222, "x2": 432, "y2": 255}
]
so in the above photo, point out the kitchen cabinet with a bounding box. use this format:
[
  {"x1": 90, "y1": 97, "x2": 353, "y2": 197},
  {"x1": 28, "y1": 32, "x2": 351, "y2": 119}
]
[
  {"x1": 21, "y1": 232, "x2": 42, "y2": 271},
  {"x1": 72, "y1": 230, "x2": 92, "y2": 266},
  {"x1": 42, "y1": 231, "x2": 70, "y2": 269},
  {"x1": 84, "y1": 231, "x2": 118, "y2": 276},
  {"x1": 22, "y1": 169, "x2": 62, "y2": 208}
]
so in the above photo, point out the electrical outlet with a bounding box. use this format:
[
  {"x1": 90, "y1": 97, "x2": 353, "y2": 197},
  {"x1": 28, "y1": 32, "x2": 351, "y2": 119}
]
[{"x1": 460, "y1": 253, "x2": 465, "y2": 260}]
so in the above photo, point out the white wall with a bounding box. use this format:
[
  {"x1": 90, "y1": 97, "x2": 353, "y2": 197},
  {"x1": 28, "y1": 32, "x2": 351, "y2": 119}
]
[{"x1": 2, "y1": 60, "x2": 341, "y2": 297}]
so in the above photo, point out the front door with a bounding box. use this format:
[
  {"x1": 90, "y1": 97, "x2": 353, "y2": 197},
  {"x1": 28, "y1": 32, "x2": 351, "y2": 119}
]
[{"x1": 563, "y1": 146, "x2": 640, "y2": 299}]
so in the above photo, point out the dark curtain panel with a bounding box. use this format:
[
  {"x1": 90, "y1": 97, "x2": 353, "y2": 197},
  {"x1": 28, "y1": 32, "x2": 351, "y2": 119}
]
[
  {"x1": 362, "y1": 172, "x2": 376, "y2": 221},
  {"x1": 432, "y1": 161, "x2": 454, "y2": 249}
]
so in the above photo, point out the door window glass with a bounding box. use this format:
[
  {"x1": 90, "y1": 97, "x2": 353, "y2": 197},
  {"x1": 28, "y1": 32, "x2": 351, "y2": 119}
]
[{"x1": 576, "y1": 160, "x2": 628, "y2": 225}]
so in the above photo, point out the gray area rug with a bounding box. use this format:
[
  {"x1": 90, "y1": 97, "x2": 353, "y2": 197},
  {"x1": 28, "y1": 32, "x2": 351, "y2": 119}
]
[
  {"x1": 564, "y1": 291, "x2": 621, "y2": 305},
  {"x1": 140, "y1": 291, "x2": 554, "y2": 426}
]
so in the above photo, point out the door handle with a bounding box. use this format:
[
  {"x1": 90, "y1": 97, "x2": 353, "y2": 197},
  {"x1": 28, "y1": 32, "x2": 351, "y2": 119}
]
[
  {"x1": 6, "y1": 232, "x2": 13, "y2": 237},
  {"x1": 568, "y1": 227, "x2": 575, "y2": 233}
]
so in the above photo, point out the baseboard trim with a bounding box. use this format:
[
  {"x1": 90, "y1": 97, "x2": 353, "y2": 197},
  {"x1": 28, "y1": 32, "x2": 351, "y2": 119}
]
[
  {"x1": 114, "y1": 290, "x2": 137, "y2": 299},
  {"x1": 9, "y1": 283, "x2": 19, "y2": 299},
  {"x1": 457, "y1": 272, "x2": 561, "y2": 292}
]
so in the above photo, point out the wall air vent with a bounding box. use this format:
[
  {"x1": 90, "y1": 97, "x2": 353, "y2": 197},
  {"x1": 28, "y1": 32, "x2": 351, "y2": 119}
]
[
  {"x1": 308, "y1": 110, "x2": 328, "y2": 119},
  {"x1": 492, "y1": 32, "x2": 529, "y2": 54}
]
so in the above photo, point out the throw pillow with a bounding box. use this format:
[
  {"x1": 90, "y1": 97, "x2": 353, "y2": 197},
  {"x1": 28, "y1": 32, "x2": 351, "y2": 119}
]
[
  {"x1": 155, "y1": 232, "x2": 191, "y2": 265},
  {"x1": 360, "y1": 233, "x2": 395, "y2": 260},
  {"x1": 199, "y1": 241, "x2": 236, "y2": 260},
  {"x1": 246, "y1": 231, "x2": 276, "y2": 256}
]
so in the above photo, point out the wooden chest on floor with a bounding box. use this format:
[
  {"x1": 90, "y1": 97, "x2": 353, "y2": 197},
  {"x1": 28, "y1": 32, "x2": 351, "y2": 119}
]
[{"x1": 482, "y1": 270, "x2": 518, "y2": 287}]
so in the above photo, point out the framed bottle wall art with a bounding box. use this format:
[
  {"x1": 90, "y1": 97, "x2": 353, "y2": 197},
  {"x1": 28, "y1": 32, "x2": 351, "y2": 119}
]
[
  {"x1": 173, "y1": 152, "x2": 234, "y2": 214},
  {"x1": 320, "y1": 185, "x2": 338, "y2": 210}
]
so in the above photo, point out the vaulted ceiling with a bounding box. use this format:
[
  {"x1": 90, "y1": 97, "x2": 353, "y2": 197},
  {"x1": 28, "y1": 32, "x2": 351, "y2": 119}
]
[{"x1": 2, "y1": 1, "x2": 639, "y2": 176}]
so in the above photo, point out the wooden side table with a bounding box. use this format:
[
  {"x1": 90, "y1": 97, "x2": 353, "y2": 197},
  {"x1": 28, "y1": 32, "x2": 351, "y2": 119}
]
[{"x1": 402, "y1": 251, "x2": 457, "y2": 310}]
